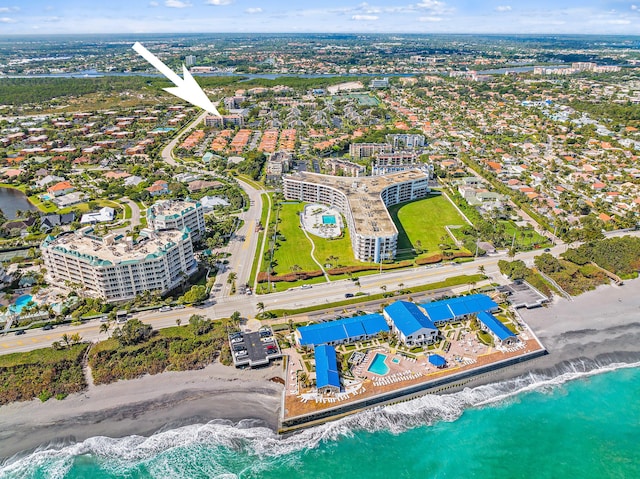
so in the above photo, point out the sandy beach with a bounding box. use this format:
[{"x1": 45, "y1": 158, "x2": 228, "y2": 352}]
[
  {"x1": 1, "y1": 277, "x2": 639, "y2": 460},
  {"x1": 0, "y1": 361, "x2": 284, "y2": 459}
]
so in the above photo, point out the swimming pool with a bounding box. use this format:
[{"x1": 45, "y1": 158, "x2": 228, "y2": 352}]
[
  {"x1": 392, "y1": 357, "x2": 400, "y2": 364},
  {"x1": 322, "y1": 215, "x2": 336, "y2": 225},
  {"x1": 367, "y1": 353, "x2": 389, "y2": 376},
  {"x1": 10, "y1": 294, "x2": 33, "y2": 314}
]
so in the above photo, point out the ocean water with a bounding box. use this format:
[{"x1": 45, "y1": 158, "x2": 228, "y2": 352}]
[{"x1": 1, "y1": 360, "x2": 639, "y2": 479}]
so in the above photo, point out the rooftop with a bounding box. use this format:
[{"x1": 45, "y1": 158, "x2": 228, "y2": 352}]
[
  {"x1": 147, "y1": 199, "x2": 201, "y2": 220},
  {"x1": 286, "y1": 169, "x2": 428, "y2": 237},
  {"x1": 384, "y1": 301, "x2": 436, "y2": 336},
  {"x1": 42, "y1": 228, "x2": 189, "y2": 267},
  {"x1": 298, "y1": 313, "x2": 388, "y2": 347},
  {"x1": 314, "y1": 345, "x2": 340, "y2": 390}
]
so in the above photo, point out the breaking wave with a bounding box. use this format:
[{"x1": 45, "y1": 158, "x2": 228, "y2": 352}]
[{"x1": 1, "y1": 355, "x2": 639, "y2": 478}]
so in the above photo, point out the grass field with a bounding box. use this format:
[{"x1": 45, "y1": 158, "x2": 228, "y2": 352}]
[
  {"x1": 266, "y1": 202, "x2": 318, "y2": 274},
  {"x1": 388, "y1": 194, "x2": 468, "y2": 258},
  {"x1": 307, "y1": 216, "x2": 359, "y2": 268},
  {"x1": 499, "y1": 221, "x2": 551, "y2": 249}
]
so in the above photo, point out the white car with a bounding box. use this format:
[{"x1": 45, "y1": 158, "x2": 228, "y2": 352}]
[
  {"x1": 159, "y1": 306, "x2": 171, "y2": 312},
  {"x1": 301, "y1": 284, "x2": 312, "y2": 290}
]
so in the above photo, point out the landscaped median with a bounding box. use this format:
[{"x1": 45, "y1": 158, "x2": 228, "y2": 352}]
[{"x1": 265, "y1": 274, "x2": 485, "y2": 318}]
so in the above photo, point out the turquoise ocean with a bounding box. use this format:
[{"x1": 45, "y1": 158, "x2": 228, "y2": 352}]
[{"x1": 1, "y1": 360, "x2": 639, "y2": 479}]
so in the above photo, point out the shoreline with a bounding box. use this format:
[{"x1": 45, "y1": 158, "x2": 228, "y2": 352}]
[{"x1": 1, "y1": 278, "x2": 640, "y2": 459}]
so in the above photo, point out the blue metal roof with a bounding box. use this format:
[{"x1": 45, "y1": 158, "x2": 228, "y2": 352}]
[
  {"x1": 420, "y1": 294, "x2": 498, "y2": 323},
  {"x1": 477, "y1": 311, "x2": 515, "y2": 341},
  {"x1": 428, "y1": 354, "x2": 446, "y2": 367},
  {"x1": 314, "y1": 345, "x2": 340, "y2": 389},
  {"x1": 384, "y1": 301, "x2": 436, "y2": 337},
  {"x1": 298, "y1": 313, "x2": 389, "y2": 347}
]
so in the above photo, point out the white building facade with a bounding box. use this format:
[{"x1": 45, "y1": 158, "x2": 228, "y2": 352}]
[
  {"x1": 147, "y1": 200, "x2": 206, "y2": 241},
  {"x1": 283, "y1": 170, "x2": 429, "y2": 262},
  {"x1": 41, "y1": 228, "x2": 197, "y2": 302}
]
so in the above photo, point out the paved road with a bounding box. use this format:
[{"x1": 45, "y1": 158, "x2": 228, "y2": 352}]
[
  {"x1": 161, "y1": 110, "x2": 210, "y2": 167},
  {"x1": 3, "y1": 230, "x2": 639, "y2": 355},
  {"x1": 215, "y1": 178, "x2": 265, "y2": 297}
]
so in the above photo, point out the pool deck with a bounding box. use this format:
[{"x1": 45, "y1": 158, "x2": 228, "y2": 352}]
[{"x1": 280, "y1": 331, "x2": 546, "y2": 432}]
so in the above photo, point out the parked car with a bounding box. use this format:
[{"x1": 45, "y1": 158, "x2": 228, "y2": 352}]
[
  {"x1": 173, "y1": 305, "x2": 185, "y2": 310},
  {"x1": 544, "y1": 248, "x2": 551, "y2": 252},
  {"x1": 159, "y1": 306, "x2": 171, "y2": 312},
  {"x1": 301, "y1": 284, "x2": 312, "y2": 290},
  {"x1": 15, "y1": 330, "x2": 26, "y2": 336},
  {"x1": 344, "y1": 293, "x2": 354, "y2": 298},
  {"x1": 43, "y1": 324, "x2": 54, "y2": 331}
]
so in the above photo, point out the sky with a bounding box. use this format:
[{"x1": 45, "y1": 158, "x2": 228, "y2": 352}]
[{"x1": 0, "y1": 1, "x2": 639, "y2": 35}]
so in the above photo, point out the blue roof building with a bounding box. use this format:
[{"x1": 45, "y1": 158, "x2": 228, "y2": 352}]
[
  {"x1": 314, "y1": 345, "x2": 341, "y2": 394},
  {"x1": 297, "y1": 313, "x2": 389, "y2": 347},
  {"x1": 383, "y1": 301, "x2": 438, "y2": 347},
  {"x1": 477, "y1": 311, "x2": 517, "y2": 346},
  {"x1": 420, "y1": 294, "x2": 499, "y2": 325}
]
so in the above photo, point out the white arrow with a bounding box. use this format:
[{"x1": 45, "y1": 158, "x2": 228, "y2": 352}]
[{"x1": 132, "y1": 42, "x2": 221, "y2": 116}]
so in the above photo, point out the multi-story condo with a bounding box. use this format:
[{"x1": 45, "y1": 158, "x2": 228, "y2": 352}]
[
  {"x1": 386, "y1": 134, "x2": 426, "y2": 149},
  {"x1": 41, "y1": 227, "x2": 197, "y2": 302},
  {"x1": 349, "y1": 142, "x2": 392, "y2": 159},
  {"x1": 205, "y1": 115, "x2": 244, "y2": 127},
  {"x1": 283, "y1": 170, "x2": 430, "y2": 262},
  {"x1": 147, "y1": 199, "x2": 205, "y2": 241}
]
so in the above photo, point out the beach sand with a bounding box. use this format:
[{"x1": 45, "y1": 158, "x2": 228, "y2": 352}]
[
  {"x1": 1, "y1": 278, "x2": 639, "y2": 459},
  {"x1": 0, "y1": 361, "x2": 284, "y2": 459}
]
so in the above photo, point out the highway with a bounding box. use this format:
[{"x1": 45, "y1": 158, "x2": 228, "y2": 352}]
[{"x1": 5, "y1": 230, "x2": 639, "y2": 355}]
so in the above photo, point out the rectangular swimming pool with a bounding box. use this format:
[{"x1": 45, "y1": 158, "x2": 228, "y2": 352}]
[
  {"x1": 367, "y1": 353, "x2": 389, "y2": 376},
  {"x1": 322, "y1": 215, "x2": 336, "y2": 225}
]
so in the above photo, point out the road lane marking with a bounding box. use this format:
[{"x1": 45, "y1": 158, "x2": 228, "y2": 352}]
[{"x1": 242, "y1": 222, "x2": 254, "y2": 250}]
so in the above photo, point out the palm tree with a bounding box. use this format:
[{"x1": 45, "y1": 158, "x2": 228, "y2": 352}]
[
  {"x1": 176, "y1": 318, "x2": 182, "y2": 327},
  {"x1": 290, "y1": 264, "x2": 302, "y2": 279},
  {"x1": 227, "y1": 272, "x2": 237, "y2": 285},
  {"x1": 398, "y1": 282, "x2": 404, "y2": 293},
  {"x1": 257, "y1": 302, "x2": 265, "y2": 316},
  {"x1": 61, "y1": 333, "x2": 71, "y2": 348},
  {"x1": 99, "y1": 323, "x2": 111, "y2": 335},
  {"x1": 478, "y1": 265, "x2": 486, "y2": 276},
  {"x1": 380, "y1": 285, "x2": 387, "y2": 294}
]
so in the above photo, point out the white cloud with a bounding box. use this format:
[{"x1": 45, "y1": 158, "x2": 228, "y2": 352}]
[
  {"x1": 0, "y1": 17, "x2": 17, "y2": 23},
  {"x1": 419, "y1": 16, "x2": 443, "y2": 22},
  {"x1": 352, "y1": 14, "x2": 379, "y2": 21},
  {"x1": 165, "y1": 0, "x2": 191, "y2": 7},
  {"x1": 245, "y1": 7, "x2": 262, "y2": 14},
  {"x1": 606, "y1": 19, "x2": 631, "y2": 24},
  {"x1": 631, "y1": 4, "x2": 638, "y2": 10},
  {"x1": 205, "y1": 0, "x2": 233, "y2": 5},
  {"x1": 415, "y1": 0, "x2": 451, "y2": 14},
  {"x1": 495, "y1": 5, "x2": 512, "y2": 12},
  {"x1": 149, "y1": 1, "x2": 159, "y2": 6},
  {"x1": 0, "y1": 6, "x2": 19, "y2": 12}
]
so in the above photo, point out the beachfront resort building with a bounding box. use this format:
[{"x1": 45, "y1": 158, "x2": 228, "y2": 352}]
[
  {"x1": 146, "y1": 199, "x2": 206, "y2": 242},
  {"x1": 41, "y1": 227, "x2": 197, "y2": 302},
  {"x1": 383, "y1": 301, "x2": 439, "y2": 347},
  {"x1": 314, "y1": 345, "x2": 341, "y2": 394},
  {"x1": 296, "y1": 313, "x2": 389, "y2": 347},
  {"x1": 477, "y1": 311, "x2": 517, "y2": 347},
  {"x1": 283, "y1": 170, "x2": 430, "y2": 262}
]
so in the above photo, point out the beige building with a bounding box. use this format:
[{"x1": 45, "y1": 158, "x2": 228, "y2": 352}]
[
  {"x1": 41, "y1": 227, "x2": 197, "y2": 302},
  {"x1": 283, "y1": 170, "x2": 430, "y2": 262},
  {"x1": 146, "y1": 199, "x2": 206, "y2": 242}
]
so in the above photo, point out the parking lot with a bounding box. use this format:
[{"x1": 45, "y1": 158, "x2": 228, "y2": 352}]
[
  {"x1": 230, "y1": 327, "x2": 281, "y2": 367},
  {"x1": 498, "y1": 281, "x2": 549, "y2": 309}
]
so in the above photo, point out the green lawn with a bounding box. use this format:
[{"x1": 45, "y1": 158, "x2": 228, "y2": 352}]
[
  {"x1": 266, "y1": 202, "x2": 318, "y2": 275},
  {"x1": 388, "y1": 195, "x2": 468, "y2": 258},
  {"x1": 499, "y1": 221, "x2": 551, "y2": 249},
  {"x1": 308, "y1": 216, "x2": 359, "y2": 268},
  {"x1": 250, "y1": 193, "x2": 272, "y2": 286}
]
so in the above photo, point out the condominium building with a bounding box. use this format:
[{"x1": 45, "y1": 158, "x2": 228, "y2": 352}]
[
  {"x1": 283, "y1": 170, "x2": 430, "y2": 262},
  {"x1": 146, "y1": 199, "x2": 205, "y2": 241},
  {"x1": 41, "y1": 228, "x2": 197, "y2": 302},
  {"x1": 349, "y1": 142, "x2": 392, "y2": 159}
]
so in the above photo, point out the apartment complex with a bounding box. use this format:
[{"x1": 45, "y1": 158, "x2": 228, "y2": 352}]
[
  {"x1": 146, "y1": 199, "x2": 206, "y2": 241},
  {"x1": 349, "y1": 142, "x2": 392, "y2": 159},
  {"x1": 283, "y1": 170, "x2": 430, "y2": 262},
  {"x1": 41, "y1": 228, "x2": 197, "y2": 302}
]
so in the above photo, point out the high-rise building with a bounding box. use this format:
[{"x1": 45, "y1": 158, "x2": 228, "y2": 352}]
[
  {"x1": 185, "y1": 55, "x2": 196, "y2": 67},
  {"x1": 146, "y1": 199, "x2": 206, "y2": 242},
  {"x1": 41, "y1": 228, "x2": 197, "y2": 302}
]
